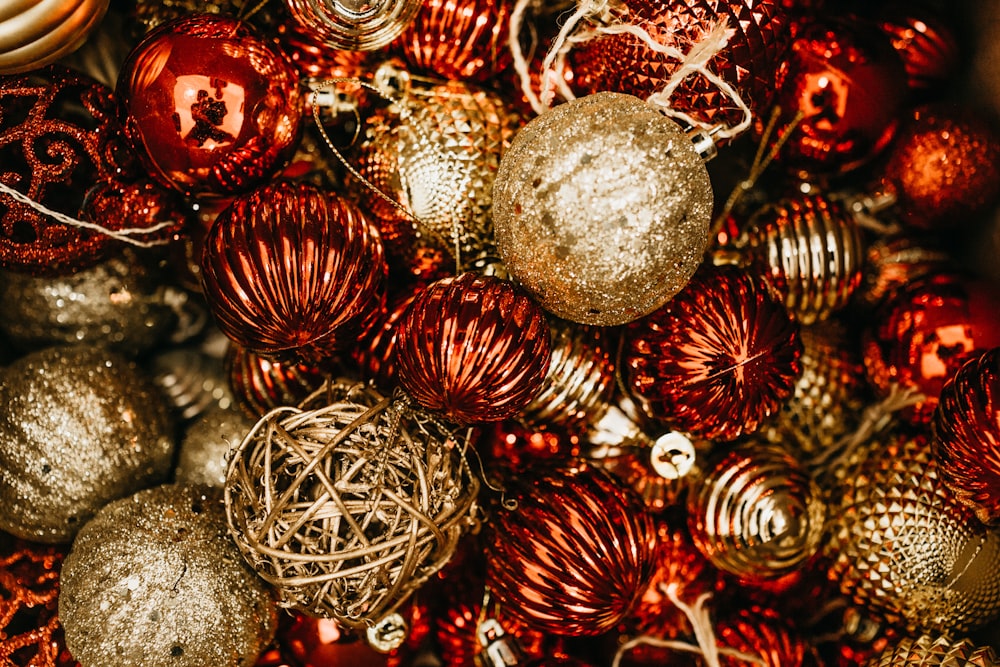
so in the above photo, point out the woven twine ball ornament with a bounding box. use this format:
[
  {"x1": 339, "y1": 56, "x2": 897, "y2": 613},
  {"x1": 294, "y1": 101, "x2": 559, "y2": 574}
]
[
  {"x1": 866, "y1": 634, "x2": 999, "y2": 667},
  {"x1": 225, "y1": 380, "x2": 480, "y2": 629}
]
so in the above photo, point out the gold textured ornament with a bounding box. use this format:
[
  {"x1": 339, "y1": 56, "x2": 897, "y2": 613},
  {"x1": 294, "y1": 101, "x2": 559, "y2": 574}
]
[
  {"x1": 0, "y1": 345, "x2": 175, "y2": 543},
  {"x1": 285, "y1": 0, "x2": 421, "y2": 50},
  {"x1": 175, "y1": 405, "x2": 256, "y2": 488},
  {"x1": 827, "y1": 431, "x2": 1000, "y2": 636},
  {"x1": 0, "y1": 0, "x2": 109, "y2": 74},
  {"x1": 59, "y1": 484, "x2": 277, "y2": 667},
  {"x1": 866, "y1": 634, "x2": 999, "y2": 667},
  {"x1": 492, "y1": 92, "x2": 714, "y2": 326},
  {"x1": 131, "y1": 0, "x2": 244, "y2": 36},
  {"x1": 356, "y1": 69, "x2": 521, "y2": 270},
  {"x1": 150, "y1": 346, "x2": 235, "y2": 422}
]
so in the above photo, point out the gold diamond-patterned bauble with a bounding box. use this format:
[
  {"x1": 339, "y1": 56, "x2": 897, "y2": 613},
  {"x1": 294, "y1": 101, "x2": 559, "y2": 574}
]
[
  {"x1": 866, "y1": 635, "x2": 999, "y2": 667},
  {"x1": 760, "y1": 321, "x2": 867, "y2": 458},
  {"x1": 743, "y1": 194, "x2": 865, "y2": 324},
  {"x1": 826, "y1": 431, "x2": 1000, "y2": 636},
  {"x1": 355, "y1": 66, "x2": 521, "y2": 272}
]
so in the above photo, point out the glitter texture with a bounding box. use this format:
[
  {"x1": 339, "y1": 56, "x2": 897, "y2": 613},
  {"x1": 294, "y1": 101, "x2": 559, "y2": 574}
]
[
  {"x1": 59, "y1": 484, "x2": 277, "y2": 667},
  {"x1": 175, "y1": 406, "x2": 255, "y2": 488},
  {"x1": 0, "y1": 345, "x2": 174, "y2": 543},
  {"x1": 492, "y1": 92, "x2": 713, "y2": 326}
]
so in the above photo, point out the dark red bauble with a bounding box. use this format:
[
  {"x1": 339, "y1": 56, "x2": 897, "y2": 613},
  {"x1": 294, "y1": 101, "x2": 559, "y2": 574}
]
[
  {"x1": 863, "y1": 273, "x2": 1000, "y2": 424},
  {"x1": 278, "y1": 615, "x2": 388, "y2": 667},
  {"x1": 715, "y1": 606, "x2": 814, "y2": 667},
  {"x1": 394, "y1": 0, "x2": 511, "y2": 83},
  {"x1": 395, "y1": 272, "x2": 551, "y2": 424},
  {"x1": 352, "y1": 284, "x2": 424, "y2": 392},
  {"x1": 570, "y1": 0, "x2": 790, "y2": 132},
  {"x1": 876, "y1": 3, "x2": 959, "y2": 93},
  {"x1": 480, "y1": 421, "x2": 580, "y2": 474},
  {"x1": 226, "y1": 344, "x2": 330, "y2": 418},
  {"x1": 623, "y1": 264, "x2": 802, "y2": 442},
  {"x1": 879, "y1": 105, "x2": 1000, "y2": 230},
  {"x1": 486, "y1": 464, "x2": 657, "y2": 637},
  {"x1": 933, "y1": 348, "x2": 1000, "y2": 525},
  {"x1": 768, "y1": 17, "x2": 908, "y2": 176},
  {"x1": 201, "y1": 181, "x2": 387, "y2": 366},
  {"x1": 117, "y1": 15, "x2": 303, "y2": 197}
]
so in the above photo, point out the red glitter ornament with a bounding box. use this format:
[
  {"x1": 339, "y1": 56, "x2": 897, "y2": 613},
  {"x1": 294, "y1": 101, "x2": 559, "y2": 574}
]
[
  {"x1": 570, "y1": 0, "x2": 791, "y2": 132},
  {"x1": 767, "y1": 17, "x2": 908, "y2": 176},
  {"x1": 933, "y1": 348, "x2": 1000, "y2": 525},
  {"x1": 863, "y1": 272, "x2": 1000, "y2": 424},
  {"x1": 394, "y1": 0, "x2": 511, "y2": 83},
  {"x1": 201, "y1": 180, "x2": 387, "y2": 366},
  {"x1": 876, "y1": 3, "x2": 960, "y2": 92},
  {"x1": 395, "y1": 272, "x2": 551, "y2": 424},
  {"x1": 623, "y1": 264, "x2": 802, "y2": 442},
  {"x1": 226, "y1": 344, "x2": 330, "y2": 418},
  {"x1": 486, "y1": 464, "x2": 657, "y2": 636},
  {"x1": 879, "y1": 105, "x2": 1000, "y2": 230},
  {"x1": 118, "y1": 15, "x2": 303, "y2": 197}
]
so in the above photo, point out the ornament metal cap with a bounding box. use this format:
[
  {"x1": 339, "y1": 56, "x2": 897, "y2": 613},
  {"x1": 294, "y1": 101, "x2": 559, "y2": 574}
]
[{"x1": 477, "y1": 619, "x2": 527, "y2": 667}]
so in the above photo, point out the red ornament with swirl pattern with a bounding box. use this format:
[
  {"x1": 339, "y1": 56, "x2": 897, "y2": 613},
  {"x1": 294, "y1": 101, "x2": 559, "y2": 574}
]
[
  {"x1": 226, "y1": 344, "x2": 331, "y2": 418},
  {"x1": 0, "y1": 67, "x2": 178, "y2": 275},
  {"x1": 395, "y1": 272, "x2": 551, "y2": 424},
  {"x1": 117, "y1": 15, "x2": 303, "y2": 197},
  {"x1": 877, "y1": 3, "x2": 959, "y2": 93},
  {"x1": 0, "y1": 536, "x2": 77, "y2": 667},
  {"x1": 486, "y1": 464, "x2": 657, "y2": 636},
  {"x1": 863, "y1": 272, "x2": 1000, "y2": 425},
  {"x1": 878, "y1": 105, "x2": 1000, "y2": 231},
  {"x1": 933, "y1": 348, "x2": 1000, "y2": 525},
  {"x1": 570, "y1": 0, "x2": 791, "y2": 132},
  {"x1": 623, "y1": 263, "x2": 802, "y2": 442},
  {"x1": 393, "y1": 0, "x2": 511, "y2": 83},
  {"x1": 201, "y1": 181, "x2": 387, "y2": 366}
]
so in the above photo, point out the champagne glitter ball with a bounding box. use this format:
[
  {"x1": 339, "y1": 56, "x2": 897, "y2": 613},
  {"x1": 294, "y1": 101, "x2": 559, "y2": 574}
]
[
  {"x1": 59, "y1": 484, "x2": 277, "y2": 667},
  {"x1": 175, "y1": 405, "x2": 256, "y2": 488},
  {"x1": 492, "y1": 92, "x2": 713, "y2": 326},
  {"x1": 0, "y1": 346, "x2": 174, "y2": 543}
]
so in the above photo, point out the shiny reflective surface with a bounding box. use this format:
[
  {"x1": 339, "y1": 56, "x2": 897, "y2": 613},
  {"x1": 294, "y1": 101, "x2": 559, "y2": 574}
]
[
  {"x1": 0, "y1": 0, "x2": 109, "y2": 74},
  {"x1": 200, "y1": 181, "x2": 387, "y2": 366},
  {"x1": 284, "y1": 0, "x2": 421, "y2": 50},
  {"x1": 395, "y1": 273, "x2": 551, "y2": 424},
  {"x1": 933, "y1": 349, "x2": 1000, "y2": 525},
  {"x1": 226, "y1": 344, "x2": 329, "y2": 418},
  {"x1": 868, "y1": 635, "x2": 999, "y2": 667},
  {"x1": 624, "y1": 264, "x2": 802, "y2": 441},
  {"x1": 118, "y1": 15, "x2": 303, "y2": 196},
  {"x1": 877, "y1": 3, "x2": 959, "y2": 92}
]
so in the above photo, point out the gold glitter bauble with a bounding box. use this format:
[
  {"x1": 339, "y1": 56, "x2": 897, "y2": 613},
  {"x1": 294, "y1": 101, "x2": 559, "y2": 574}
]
[
  {"x1": 0, "y1": 346, "x2": 175, "y2": 543},
  {"x1": 59, "y1": 484, "x2": 277, "y2": 667},
  {"x1": 866, "y1": 634, "x2": 999, "y2": 666},
  {"x1": 175, "y1": 406, "x2": 255, "y2": 488},
  {"x1": 492, "y1": 92, "x2": 713, "y2": 326},
  {"x1": 827, "y1": 431, "x2": 1000, "y2": 636}
]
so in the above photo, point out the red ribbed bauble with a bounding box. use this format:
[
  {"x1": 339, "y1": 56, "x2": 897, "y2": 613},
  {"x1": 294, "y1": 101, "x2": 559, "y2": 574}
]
[
  {"x1": 622, "y1": 264, "x2": 802, "y2": 441},
  {"x1": 570, "y1": 0, "x2": 790, "y2": 132},
  {"x1": 395, "y1": 272, "x2": 551, "y2": 424},
  {"x1": 226, "y1": 344, "x2": 329, "y2": 418},
  {"x1": 863, "y1": 272, "x2": 1000, "y2": 424},
  {"x1": 876, "y1": 3, "x2": 959, "y2": 92},
  {"x1": 201, "y1": 181, "x2": 386, "y2": 366},
  {"x1": 716, "y1": 606, "x2": 814, "y2": 667},
  {"x1": 352, "y1": 284, "x2": 424, "y2": 392},
  {"x1": 117, "y1": 15, "x2": 303, "y2": 197},
  {"x1": 768, "y1": 17, "x2": 907, "y2": 176},
  {"x1": 933, "y1": 348, "x2": 1000, "y2": 525},
  {"x1": 394, "y1": 0, "x2": 511, "y2": 83},
  {"x1": 879, "y1": 105, "x2": 1000, "y2": 230},
  {"x1": 486, "y1": 464, "x2": 657, "y2": 636}
]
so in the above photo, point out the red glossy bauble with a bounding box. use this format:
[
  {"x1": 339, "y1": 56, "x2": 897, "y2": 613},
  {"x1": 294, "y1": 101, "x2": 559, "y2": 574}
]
[
  {"x1": 876, "y1": 3, "x2": 959, "y2": 93},
  {"x1": 570, "y1": 0, "x2": 790, "y2": 132},
  {"x1": 863, "y1": 272, "x2": 1000, "y2": 424},
  {"x1": 879, "y1": 105, "x2": 1000, "y2": 230},
  {"x1": 352, "y1": 284, "x2": 424, "y2": 392},
  {"x1": 933, "y1": 348, "x2": 1000, "y2": 525},
  {"x1": 118, "y1": 15, "x2": 303, "y2": 197},
  {"x1": 768, "y1": 17, "x2": 908, "y2": 176},
  {"x1": 274, "y1": 21, "x2": 372, "y2": 81},
  {"x1": 279, "y1": 615, "x2": 388, "y2": 667},
  {"x1": 486, "y1": 464, "x2": 657, "y2": 636},
  {"x1": 395, "y1": 272, "x2": 551, "y2": 424},
  {"x1": 479, "y1": 420, "x2": 581, "y2": 474},
  {"x1": 226, "y1": 344, "x2": 330, "y2": 418},
  {"x1": 623, "y1": 264, "x2": 802, "y2": 442},
  {"x1": 201, "y1": 181, "x2": 387, "y2": 366},
  {"x1": 715, "y1": 606, "x2": 814, "y2": 667},
  {"x1": 394, "y1": 0, "x2": 511, "y2": 83}
]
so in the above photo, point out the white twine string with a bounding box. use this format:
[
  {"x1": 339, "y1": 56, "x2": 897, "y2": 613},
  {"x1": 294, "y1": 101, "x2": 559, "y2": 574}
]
[
  {"x1": 0, "y1": 181, "x2": 175, "y2": 248},
  {"x1": 508, "y1": 0, "x2": 753, "y2": 139}
]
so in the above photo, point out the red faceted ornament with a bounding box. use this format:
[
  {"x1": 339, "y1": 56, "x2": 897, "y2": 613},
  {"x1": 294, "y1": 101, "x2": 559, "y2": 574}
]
[
  {"x1": 767, "y1": 17, "x2": 908, "y2": 176},
  {"x1": 486, "y1": 464, "x2": 658, "y2": 636},
  {"x1": 876, "y1": 3, "x2": 959, "y2": 92},
  {"x1": 395, "y1": 272, "x2": 551, "y2": 424},
  {"x1": 623, "y1": 264, "x2": 802, "y2": 442},
  {"x1": 393, "y1": 0, "x2": 511, "y2": 83},
  {"x1": 201, "y1": 181, "x2": 387, "y2": 366},
  {"x1": 933, "y1": 348, "x2": 1000, "y2": 525},
  {"x1": 118, "y1": 15, "x2": 303, "y2": 197},
  {"x1": 226, "y1": 344, "x2": 331, "y2": 418},
  {"x1": 570, "y1": 0, "x2": 791, "y2": 132},
  {"x1": 0, "y1": 66, "x2": 182, "y2": 275},
  {"x1": 879, "y1": 105, "x2": 1000, "y2": 230},
  {"x1": 863, "y1": 272, "x2": 1000, "y2": 424}
]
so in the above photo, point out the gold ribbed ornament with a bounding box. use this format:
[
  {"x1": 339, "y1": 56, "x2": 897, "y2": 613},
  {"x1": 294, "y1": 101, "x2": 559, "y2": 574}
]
[
  {"x1": 356, "y1": 69, "x2": 521, "y2": 271},
  {"x1": 866, "y1": 635, "x2": 999, "y2": 667},
  {"x1": 744, "y1": 194, "x2": 864, "y2": 324},
  {"x1": 826, "y1": 431, "x2": 1000, "y2": 636},
  {"x1": 0, "y1": 0, "x2": 109, "y2": 74}
]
